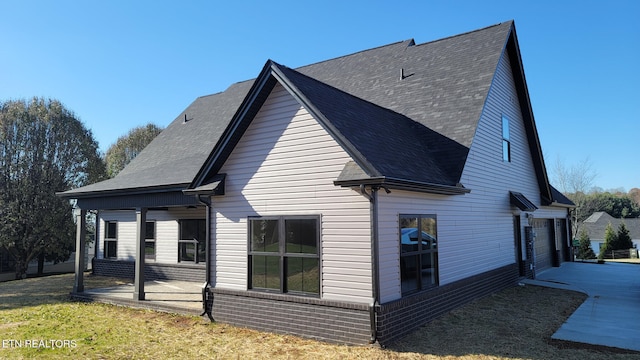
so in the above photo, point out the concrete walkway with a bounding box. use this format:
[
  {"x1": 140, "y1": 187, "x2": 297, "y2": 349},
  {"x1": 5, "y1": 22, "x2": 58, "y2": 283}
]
[
  {"x1": 73, "y1": 279, "x2": 203, "y2": 316},
  {"x1": 523, "y1": 262, "x2": 640, "y2": 352}
]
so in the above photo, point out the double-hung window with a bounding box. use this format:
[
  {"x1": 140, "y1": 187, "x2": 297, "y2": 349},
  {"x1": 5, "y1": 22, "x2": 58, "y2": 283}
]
[
  {"x1": 400, "y1": 214, "x2": 438, "y2": 295},
  {"x1": 145, "y1": 221, "x2": 156, "y2": 261},
  {"x1": 178, "y1": 219, "x2": 206, "y2": 264},
  {"x1": 248, "y1": 216, "x2": 319, "y2": 296},
  {"x1": 104, "y1": 221, "x2": 117, "y2": 259}
]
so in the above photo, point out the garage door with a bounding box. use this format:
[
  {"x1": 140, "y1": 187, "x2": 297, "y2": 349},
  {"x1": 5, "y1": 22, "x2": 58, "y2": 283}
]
[{"x1": 532, "y1": 219, "x2": 554, "y2": 272}]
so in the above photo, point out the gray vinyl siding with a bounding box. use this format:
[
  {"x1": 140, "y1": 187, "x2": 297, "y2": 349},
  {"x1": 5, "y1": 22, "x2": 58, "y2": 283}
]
[
  {"x1": 377, "y1": 50, "x2": 567, "y2": 303},
  {"x1": 213, "y1": 84, "x2": 373, "y2": 304},
  {"x1": 98, "y1": 208, "x2": 205, "y2": 264},
  {"x1": 98, "y1": 211, "x2": 136, "y2": 261}
]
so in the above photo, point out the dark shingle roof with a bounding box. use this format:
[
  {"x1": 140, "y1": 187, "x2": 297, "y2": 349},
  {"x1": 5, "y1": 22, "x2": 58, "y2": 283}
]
[
  {"x1": 274, "y1": 63, "x2": 468, "y2": 187},
  {"x1": 63, "y1": 21, "x2": 544, "y2": 199},
  {"x1": 297, "y1": 22, "x2": 512, "y2": 148},
  {"x1": 62, "y1": 81, "x2": 253, "y2": 196},
  {"x1": 550, "y1": 186, "x2": 576, "y2": 207}
]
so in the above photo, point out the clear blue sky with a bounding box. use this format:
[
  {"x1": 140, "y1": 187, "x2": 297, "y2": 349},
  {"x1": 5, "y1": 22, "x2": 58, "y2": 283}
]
[{"x1": 1, "y1": 1, "x2": 638, "y2": 192}]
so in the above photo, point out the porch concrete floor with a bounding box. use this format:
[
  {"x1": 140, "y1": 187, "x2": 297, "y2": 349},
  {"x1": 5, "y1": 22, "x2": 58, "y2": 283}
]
[{"x1": 72, "y1": 279, "x2": 204, "y2": 316}]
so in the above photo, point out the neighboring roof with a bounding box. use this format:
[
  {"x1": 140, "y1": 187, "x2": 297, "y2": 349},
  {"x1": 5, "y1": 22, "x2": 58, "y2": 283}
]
[
  {"x1": 581, "y1": 212, "x2": 640, "y2": 240},
  {"x1": 60, "y1": 20, "x2": 557, "y2": 204},
  {"x1": 584, "y1": 211, "x2": 615, "y2": 223}
]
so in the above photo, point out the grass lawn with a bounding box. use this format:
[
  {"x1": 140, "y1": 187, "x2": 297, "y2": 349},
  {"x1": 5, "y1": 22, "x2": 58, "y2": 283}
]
[{"x1": 0, "y1": 273, "x2": 638, "y2": 359}]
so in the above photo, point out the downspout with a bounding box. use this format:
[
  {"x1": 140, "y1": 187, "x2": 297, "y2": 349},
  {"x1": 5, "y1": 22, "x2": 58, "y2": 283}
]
[
  {"x1": 196, "y1": 194, "x2": 214, "y2": 321},
  {"x1": 567, "y1": 211, "x2": 574, "y2": 262},
  {"x1": 361, "y1": 184, "x2": 381, "y2": 344}
]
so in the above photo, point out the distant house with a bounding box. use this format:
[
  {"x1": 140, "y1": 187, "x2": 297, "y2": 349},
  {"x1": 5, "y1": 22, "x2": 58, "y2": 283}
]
[
  {"x1": 59, "y1": 21, "x2": 574, "y2": 345},
  {"x1": 581, "y1": 212, "x2": 640, "y2": 255}
]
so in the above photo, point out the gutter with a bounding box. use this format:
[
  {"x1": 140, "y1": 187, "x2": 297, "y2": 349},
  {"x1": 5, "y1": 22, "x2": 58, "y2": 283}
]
[
  {"x1": 195, "y1": 194, "x2": 214, "y2": 321},
  {"x1": 336, "y1": 177, "x2": 469, "y2": 196},
  {"x1": 360, "y1": 184, "x2": 385, "y2": 344},
  {"x1": 57, "y1": 183, "x2": 192, "y2": 199}
]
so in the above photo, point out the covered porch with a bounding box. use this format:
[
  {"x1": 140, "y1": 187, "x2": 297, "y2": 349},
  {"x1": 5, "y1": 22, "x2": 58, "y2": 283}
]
[{"x1": 60, "y1": 181, "x2": 223, "y2": 319}]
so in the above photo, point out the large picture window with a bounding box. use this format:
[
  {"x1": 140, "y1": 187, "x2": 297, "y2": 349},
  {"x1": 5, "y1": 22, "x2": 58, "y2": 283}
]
[
  {"x1": 104, "y1": 221, "x2": 117, "y2": 259},
  {"x1": 400, "y1": 214, "x2": 438, "y2": 295},
  {"x1": 248, "y1": 216, "x2": 319, "y2": 296},
  {"x1": 178, "y1": 219, "x2": 206, "y2": 264}
]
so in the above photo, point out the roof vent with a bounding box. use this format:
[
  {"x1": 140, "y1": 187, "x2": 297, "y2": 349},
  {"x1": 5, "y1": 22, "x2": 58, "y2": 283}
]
[
  {"x1": 400, "y1": 68, "x2": 414, "y2": 80},
  {"x1": 183, "y1": 113, "x2": 192, "y2": 123}
]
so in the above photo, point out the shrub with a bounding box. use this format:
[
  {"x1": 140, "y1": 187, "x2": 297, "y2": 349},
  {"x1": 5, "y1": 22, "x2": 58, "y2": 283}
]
[{"x1": 576, "y1": 229, "x2": 596, "y2": 260}]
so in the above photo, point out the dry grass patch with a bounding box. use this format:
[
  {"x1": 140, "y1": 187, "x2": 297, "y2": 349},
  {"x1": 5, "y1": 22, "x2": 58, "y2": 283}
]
[
  {"x1": 0, "y1": 272, "x2": 126, "y2": 310},
  {"x1": 0, "y1": 274, "x2": 638, "y2": 359}
]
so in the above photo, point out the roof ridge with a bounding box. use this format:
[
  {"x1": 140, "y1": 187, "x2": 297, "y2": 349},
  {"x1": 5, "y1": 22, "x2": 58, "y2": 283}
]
[
  {"x1": 295, "y1": 39, "x2": 415, "y2": 71},
  {"x1": 193, "y1": 22, "x2": 513, "y2": 102},
  {"x1": 196, "y1": 79, "x2": 255, "y2": 99},
  {"x1": 196, "y1": 40, "x2": 416, "y2": 100},
  {"x1": 412, "y1": 20, "x2": 513, "y2": 48},
  {"x1": 190, "y1": 22, "x2": 514, "y2": 110}
]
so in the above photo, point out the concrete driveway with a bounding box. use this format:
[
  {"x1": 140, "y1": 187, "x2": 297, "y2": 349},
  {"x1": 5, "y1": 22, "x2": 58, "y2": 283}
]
[{"x1": 524, "y1": 262, "x2": 640, "y2": 352}]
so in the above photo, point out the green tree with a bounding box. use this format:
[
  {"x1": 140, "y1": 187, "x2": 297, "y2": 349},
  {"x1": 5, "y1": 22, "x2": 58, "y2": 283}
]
[
  {"x1": 575, "y1": 229, "x2": 596, "y2": 260},
  {"x1": 586, "y1": 193, "x2": 640, "y2": 219},
  {"x1": 599, "y1": 222, "x2": 617, "y2": 260},
  {"x1": 104, "y1": 123, "x2": 163, "y2": 178},
  {"x1": 0, "y1": 98, "x2": 105, "y2": 279},
  {"x1": 614, "y1": 222, "x2": 633, "y2": 250}
]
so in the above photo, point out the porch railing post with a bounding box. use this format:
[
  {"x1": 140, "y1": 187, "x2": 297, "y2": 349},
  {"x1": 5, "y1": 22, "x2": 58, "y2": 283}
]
[
  {"x1": 73, "y1": 208, "x2": 87, "y2": 293},
  {"x1": 134, "y1": 207, "x2": 147, "y2": 300}
]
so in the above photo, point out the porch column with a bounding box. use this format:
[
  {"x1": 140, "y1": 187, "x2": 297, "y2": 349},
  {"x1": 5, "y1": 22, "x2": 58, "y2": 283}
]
[
  {"x1": 134, "y1": 207, "x2": 147, "y2": 300},
  {"x1": 73, "y1": 208, "x2": 87, "y2": 293}
]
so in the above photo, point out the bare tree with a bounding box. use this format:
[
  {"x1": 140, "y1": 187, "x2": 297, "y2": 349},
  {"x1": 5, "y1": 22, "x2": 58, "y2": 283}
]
[
  {"x1": 552, "y1": 156, "x2": 598, "y2": 237},
  {"x1": 552, "y1": 156, "x2": 597, "y2": 195},
  {"x1": 629, "y1": 188, "x2": 640, "y2": 207}
]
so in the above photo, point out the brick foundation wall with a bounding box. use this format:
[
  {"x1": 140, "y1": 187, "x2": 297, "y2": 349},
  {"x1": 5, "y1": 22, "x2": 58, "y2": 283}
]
[
  {"x1": 211, "y1": 288, "x2": 372, "y2": 345},
  {"x1": 522, "y1": 258, "x2": 534, "y2": 279},
  {"x1": 93, "y1": 259, "x2": 206, "y2": 282},
  {"x1": 376, "y1": 263, "x2": 519, "y2": 344},
  {"x1": 209, "y1": 264, "x2": 517, "y2": 346}
]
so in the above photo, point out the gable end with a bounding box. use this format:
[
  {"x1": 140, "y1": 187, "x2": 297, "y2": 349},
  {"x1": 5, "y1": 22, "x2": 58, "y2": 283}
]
[{"x1": 503, "y1": 25, "x2": 553, "y2": 204}]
